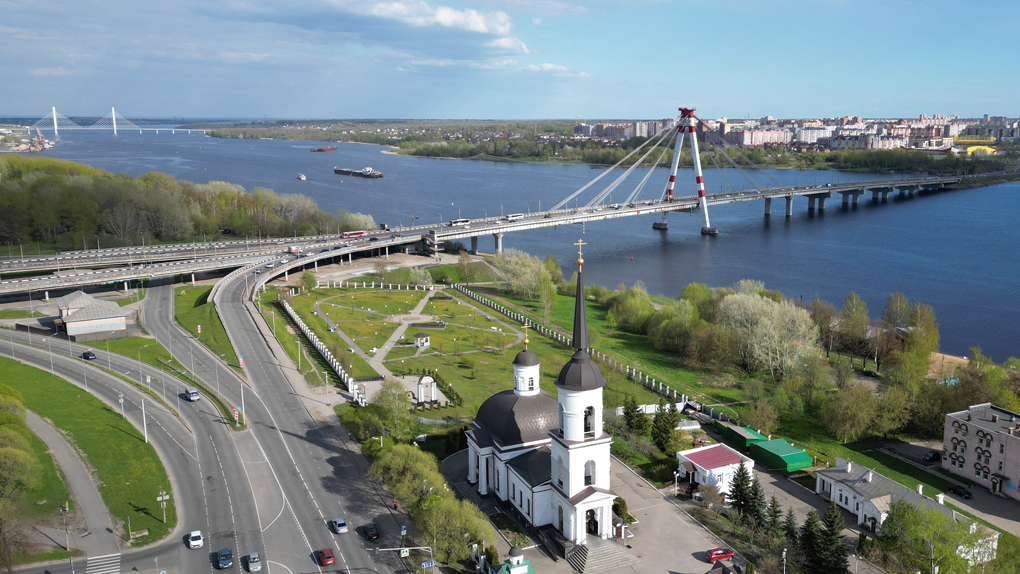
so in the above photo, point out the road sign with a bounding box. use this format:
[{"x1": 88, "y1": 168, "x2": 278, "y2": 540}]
[
  {"x1": 422, "y1": 561, "x2": 436, "y2": 569},
  {"x1": 239, "y1": 355, "x2": 244, "y2": 368},
  {"x1": 401, "y1": 525, "x2": 407, "y2": 536},
  {"x1": 400, "y1": 549, "x2": 408, "y2": 558},
  {"x1": 232, "y1": 407, "x2": 238, "y2": 421}
]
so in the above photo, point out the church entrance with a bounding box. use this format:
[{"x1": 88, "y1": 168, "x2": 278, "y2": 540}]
[{"x1": 586, "y1": 509, "x2": 598, "y2": 536}]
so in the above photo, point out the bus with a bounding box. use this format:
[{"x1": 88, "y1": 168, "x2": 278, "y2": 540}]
[
  {"x1": 447, "y1": 218, "x2": 471, "y2": 227},
  {"x1": 503, "y1": 213, "x2": 525, "y2": 222},
  {"x1": 343, "y1": 230, "x2": 368, "y2": 238}
]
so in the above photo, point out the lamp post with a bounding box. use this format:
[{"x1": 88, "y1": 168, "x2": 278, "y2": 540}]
[
  {"x1": 673, "y1": 471, "x2": 679, "y2": 497},
  {"x1": 783, "y1": 548, "x2": 787, "y2": 574},
  {"x1": 216, "y1": 353, "x2": 225, "y2": 398},
  {"x1": 137, "y1": 344, "x2": 149, "y2": 389},
  {"x1": 46, "y1": 340, "x2": 53, "y2": 373}
]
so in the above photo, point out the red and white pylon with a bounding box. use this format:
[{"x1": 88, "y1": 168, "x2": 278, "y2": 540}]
[{"x1": 660, "y1": 107, "x2": 718, "y2": 236}]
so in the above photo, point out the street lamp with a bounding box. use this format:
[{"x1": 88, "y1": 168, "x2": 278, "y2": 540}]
[
  {"x1": 783, "y1": 548, "x2": 787, "y2": 574},
  {"x1": 137, "y1": 344, "x2": 149, "y2": 389},
  {"x1": 216, "y1": 353, "x2": 225, "y2": 398},
  {"x1": 673, "y1": 471, "x2": 679, "y2": 497}
]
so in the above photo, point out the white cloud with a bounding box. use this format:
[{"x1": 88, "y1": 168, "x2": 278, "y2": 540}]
[
  {"x1": 29, "y1": 67, "x2": 73, "y2": 76},
  {"x1": 347, "y1": 1, "x2": 514, "y2": 35},
  {"x1": 483, "y1": 36, "x2": 530, "y2": 53},
  {"x1": 525, "y1": 62, "x2": 588, "y2": 77},
  {"x1": 218, "y1": 52, "x2": 274, "y2": 63},
  {"x1": 532, "y1": 17, "x2": 542, "y2": 25}
]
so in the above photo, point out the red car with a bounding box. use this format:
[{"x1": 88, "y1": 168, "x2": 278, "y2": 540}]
[
  {"x1": 317, "y1": 548, "x2": 336, "y2": 565},
  {"x1": 705, "y1": 548, "x2": 734, "y2": 562}
]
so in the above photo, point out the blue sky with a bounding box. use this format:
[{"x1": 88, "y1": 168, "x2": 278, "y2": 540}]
[{"x1": 2, "y1": 0, "x2": 1017, "y2": 119}]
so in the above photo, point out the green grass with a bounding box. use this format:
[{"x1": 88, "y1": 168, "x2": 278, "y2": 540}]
[
  {"x1": 11, "y1": 547, "x2": 82, "y2": 566},
  {"x1": 1, "y1": 357, "x2": 177, "y2": 546},
  {"x1": 0, "y1": 309, "x2": 45, "y2": 319},
  {"x1": 382, "y1": 345, "x2": 421, "y2": 361},
  {"x1": 173, "y1": 285, "x2": 241, "y2": 370},
  {"x1": 19, "y1": 430, "x2": 74, "y2": 521},
  {"x1": 381, "y1": 261, "x2": 496, "y2": 285}
]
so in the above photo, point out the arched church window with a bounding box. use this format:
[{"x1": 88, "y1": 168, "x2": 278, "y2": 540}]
[
  {"x1": 584, "y1": 406, "x2": 595, "y2": 437},
  {"x1": 584, "y1": 460, "x2": 596, "y2": 486},
  {"x1": 528, "y1": 377, "x2": 534, "y2": 391}
]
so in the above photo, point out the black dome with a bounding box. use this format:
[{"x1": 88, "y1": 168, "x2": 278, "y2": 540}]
[
  {"x1": 512, "y1": 349, "x2": 540, "y2": 367},
  {"x1": 555, "y1": 350, "x2": 607, "y2": 391},
  {"x1": 509, "y1": 547, "x2": 524, "y2": 557},
  {"x1": 474, "y1": 390, "x2": 558, "y2": 445}
]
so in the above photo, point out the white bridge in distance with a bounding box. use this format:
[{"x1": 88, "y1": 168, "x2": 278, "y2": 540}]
[{"x1": 30, "y1": 107, "x2": 207, "y2": 135}]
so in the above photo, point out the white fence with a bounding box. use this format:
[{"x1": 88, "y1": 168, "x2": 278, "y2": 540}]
[{"x1": 280, "y1": 298, "x2": 352, "y2": 390}]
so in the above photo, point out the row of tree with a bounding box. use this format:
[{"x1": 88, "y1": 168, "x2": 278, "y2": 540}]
[
  {"x1": 0, "y1": 156, "x2": 374, "y2": 248},
  {"x1": 0, "y1": 383, "x2": 39, "y2": 573}
]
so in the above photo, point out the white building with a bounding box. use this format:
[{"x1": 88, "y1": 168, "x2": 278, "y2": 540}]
[
  {"x1": 466, "y1": 250, "x2": 618, "y2": 545},
  {"x1": 54, "y1": 291, "x2": 126, "y2": 341},
  {"x1": 676, "y1": 444, "x2": 754, "y2": 496}
]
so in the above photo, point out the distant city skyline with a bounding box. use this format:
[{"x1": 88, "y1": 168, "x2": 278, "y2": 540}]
[{"x1": 2, "y1": 0, "x2": 1017, "y2": 119}]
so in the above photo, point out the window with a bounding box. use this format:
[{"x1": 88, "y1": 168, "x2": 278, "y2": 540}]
[
  {"x1": 528, "y1": 377, "x2": 534, "y2": 391},
  {"x1": 985, "y1": 456, "x2": 990, "y2": 464},
  {"x1": 986, "y1": 438, "x2": 992, "y2": 447},
  {"x1": 952, "y1": 443, "x2": 958, "y2": 452},
  {"x1": 526, "y1": 499, "x2": 530, "y2": 515},
  {"x1": 512, "y1": 483, "x2": 515, "y2": 498},
  {"x1": 585, "y1": 460, "x2": 596, "y2": 486},
  {"x1": 976, "y1": 468, "x2": 982, "y2": 477},
  {"x1": 856, "y1": 502, "x2": 860, "y2": 512},
  {"x1": 999, "y1": 461, "x2": 1003, "y2": 471},
  {"x1": 954, "y1": 426, "x2": 960, "y2": 435},
  {"x1": 584, "y1": 406, "x2": 595, "y2": 437},
  {"x1": 1001, "y1": 444, "x2": 1005, "y2": 454},
  {"x1": 558, "y1": 404, "x2": 565, "y2": 436},
  {"x1": 983, "y1": 471, "x2": 989, "y2": 479}
]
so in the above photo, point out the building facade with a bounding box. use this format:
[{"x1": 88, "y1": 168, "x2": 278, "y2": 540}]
[
  {"x1": 676, "y1": 444, "x2": 754, "y2": 496},
  {"x1": 942, "y1": 403, "x2": 1020, "y2": 501}
]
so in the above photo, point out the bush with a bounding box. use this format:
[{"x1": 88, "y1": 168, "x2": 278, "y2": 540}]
[{"x1": 613, "y1": 498, "x2": 636, "y2": 524}]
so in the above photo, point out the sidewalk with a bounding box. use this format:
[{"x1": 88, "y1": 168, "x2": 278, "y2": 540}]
[{"x1": 26, "y1": 410, "x2": 121, "y2": 557}]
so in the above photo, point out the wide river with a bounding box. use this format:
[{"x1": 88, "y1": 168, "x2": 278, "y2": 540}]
[{"x1": 43, "y1": 130, "x2": 1019, "y2": 361}]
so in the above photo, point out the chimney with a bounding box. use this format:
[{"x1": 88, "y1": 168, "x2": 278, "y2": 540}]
[
  {"x1": 846, "y1": 461, "x2": 853, "y2": 473},
  {"x1": 936, "y1": 494, "x2": 945, "y2": 505},
  {"x1": 992, "y1": 415, "x2": 999, "y2": 423},
  {"x1": 967, "y1": 414, "x2": 972, "y2": 421},
  {"x1": 867, "y1": 471, "x2": 873, "y2": 482},
  {"x1": 917, "y1": 484, "x2": 924, "y2": 495}
]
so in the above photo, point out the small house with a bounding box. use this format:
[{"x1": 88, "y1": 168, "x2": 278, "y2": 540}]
[
  {"x1": 53, "y1": 291, "x2": 126, "y2": 341},
  {"x1": 677, "y1": 444, "x2": 754, "y2": 496}
]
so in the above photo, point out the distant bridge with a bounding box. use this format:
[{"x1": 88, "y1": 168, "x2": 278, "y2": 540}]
[{"x1": 30, "y1": 107, "x2": 207, "y2": 135}]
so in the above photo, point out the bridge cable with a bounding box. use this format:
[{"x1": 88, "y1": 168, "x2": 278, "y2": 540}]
[
  {"x1": 548, "y1": 130, "x2": 665, "y2": 212},
  {"x1": 708, "y1": 153, "x2": 737, "y2": 194},
  {"x1": 702, "y1": 132, "x2": 769, "y2": 191},
  {"x1": 625, "y1": 132, "x2": 675, "y2": 204},
  {"x1": 702, "y1": 128, "x2": 784, "y2": 188},
  {"x1": 584, "y1": 130, "x2": 673, "y2": 208}
]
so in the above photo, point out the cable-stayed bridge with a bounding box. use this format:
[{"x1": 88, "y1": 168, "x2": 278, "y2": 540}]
[{"x1": 30, "y1": 107, "x2": 206, "y2": 135}]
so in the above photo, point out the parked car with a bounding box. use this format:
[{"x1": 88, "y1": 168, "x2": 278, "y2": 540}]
[
  {"x1": 329, "y1": 518, "x2": 348, "y2": 534},
  {"x1": 705, "y1": 548, "x2": 734, "y2": 562},
  {"x1": 317, "y1": 548, "x2": 336, "y2": 565},
  {"x1": 862, "y1": 370, "x2": 879, "y2": 378},
  {"x1": 187, "y1": 530, "x2": 204, "y2": 549},
  {"x1": 246, "y1": 552, "x2": 262, "y2": 572},
  {"x1": 82, "y1": 350, "x2": 97, "y2": 360},
  {"x1": 364, "y1": 524, "x2": 380, "y2": 540},
  {"x1": 217, "y1": 547, "x2": 234, "y2": 569},
  {"x1": 922, "y1": 450, "x2": 941, "y2": 463},
  {"x1": 949, "y1": 485, "x2": 973, "y2": 499}
]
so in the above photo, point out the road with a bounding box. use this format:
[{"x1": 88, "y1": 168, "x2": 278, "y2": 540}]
[{"x1": 142, "y1": 276, "x2": 410, "y2": 574}]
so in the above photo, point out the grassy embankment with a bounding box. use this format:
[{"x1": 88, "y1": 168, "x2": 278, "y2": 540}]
[
  {"x1": 0, "y1": 310, "x2": 45, "y2": 319},
  {"x1": 1, "y1": 357, "x2": 177, "y2": 546},
  {"x1": 172, "y1": 285, "x2": 241, "y2": 373}
]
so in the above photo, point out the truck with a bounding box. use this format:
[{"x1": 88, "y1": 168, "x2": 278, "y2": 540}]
[{"x1": 288, "y1": 246, "x2": 301, "y2": 254}]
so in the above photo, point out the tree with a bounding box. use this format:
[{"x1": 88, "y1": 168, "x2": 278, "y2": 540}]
[
  {"x1": 882, "y1": 292, "x2": 911, "y2": 330},
  {"x1": 810, "y1": 296, "x2": 837, "y2": 357},
  {"x1": 458, "y1": 251, "x2": 473, "y2": 286},
  {"x1": 407, "y1": 267, "x2": 433, "y2": 286},
  {"x1": 699, "y1": 484, "x2": 724, "y2": 509},
  {"x1": 622, "y1": 395, "x2": 649, "y2": 435},
  {"x1": 371, "y1": 378, "x2": 415, "y2": 442},
  {"x1": 874, "y1": 386, "x2": 910, "y2": 437},
  {"x1": 729, "y1": 462, "x2": 753, "y2": 517},
  {"x1": 822, "y1": 384, "x2": 878, "y2": 443},
  {"x1": 718, "y1": 292, "x2": 820, "y2": 380},
  {"x1": 741, "y1": 399, "x2": 779, "y2": 436},
  {"x1": 783, "y1": 506, "x2": 800, "y2": 545},
  {"x1": 879, "y1": 501, "x2": 977, "y2": 574},
  {"x1": 651, "y1": 398, "x2": 684, "y2": 455},
  {"x1": 538, "y1": 276, "x2": 557, "y2": 323},
  {"x1": 765, "y1": 496, "x2": 784, "y2": 536},
  {"x1": 819, "y1": 502, "x2": 849, "y2": 573},
  {"x1": 800, "y1": 509, "x2": 824, "y2": 572},
  {"x1": 543, "y1": 254, "x2": 564, "y2": 285},
  {"x1": 839, "y1": 291, "x2": 870, "y2": 361},
  {"x1": 748, "y1": 479, "x2": 767, "y2": 527},
  {"x1": 300, "y1": 271, "x2": 317, "y2": 292}
]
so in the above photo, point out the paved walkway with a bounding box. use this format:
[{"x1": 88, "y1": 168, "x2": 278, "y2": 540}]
[{"x1": 25, "y1": 410, "x2": 121, "y2": 557}]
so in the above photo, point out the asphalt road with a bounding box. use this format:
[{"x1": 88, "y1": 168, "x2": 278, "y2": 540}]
[{"x1": 142, "y1": 277, "x2": 410, "y2": 574}]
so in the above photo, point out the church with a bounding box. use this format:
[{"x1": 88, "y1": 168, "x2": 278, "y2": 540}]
[{"x1": 465, "y1": 242, "x2": 618, "y2": 544}]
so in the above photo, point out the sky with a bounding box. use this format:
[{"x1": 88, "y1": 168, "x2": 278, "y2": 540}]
[{"x1": 2, "y1": 0, "x2": 1018, "y2": 120}]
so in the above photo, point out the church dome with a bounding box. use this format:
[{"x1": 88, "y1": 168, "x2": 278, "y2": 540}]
[
  {"x1": 474, "y1": 390, "x2": 558, "y2": 445},
  {"x1": 555, "y1": 349, "x2": 607, "y2": 391},
  {"x1": 512, "y1": 348, "x2": 540, "y2": 367}
]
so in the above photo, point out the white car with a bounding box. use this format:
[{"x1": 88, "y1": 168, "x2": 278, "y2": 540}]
[
  {"x1": 329, "y1": 518, "x2": 348, "y2": 534},
  {"x1": 188, "y1": 530, "x2": 204, "y2": 549}
]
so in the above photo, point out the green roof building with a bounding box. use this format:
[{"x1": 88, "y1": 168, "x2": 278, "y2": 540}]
[
  {"x1": 750, "y1": 438, "x2": 813, "y2": 475},
  {"x1": 714, "y1": 421, "x2": 767, "y2": 449}
]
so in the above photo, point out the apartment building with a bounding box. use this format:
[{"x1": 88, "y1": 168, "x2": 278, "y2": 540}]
[{"x1": 943, "y1": 403, "x2": 1020, "y2": 501}]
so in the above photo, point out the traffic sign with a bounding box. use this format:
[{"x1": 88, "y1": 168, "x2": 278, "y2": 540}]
[
  {"x1": 400, "y1": 549, "x2": 408, "y2": 558},
  {"x1": 232, "y1": 407, "x2": 238, "y2": 420},
  {"x1": 239, "y1": 355, "x2": 244, "y2": 368},
  {"x1": 401, "y1": 525, "x2": 407, "y2": 536},
  {"x1": 422, "y1": 561, "x2": 436, "y2": 569}
]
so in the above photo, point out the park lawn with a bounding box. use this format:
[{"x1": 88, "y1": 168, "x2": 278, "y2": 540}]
[
  {"x1": 1, "y1": 357, "x2": 177, "y2": 545},
  {"x1": 382, "y1": 261, "x2": 495, "y2": 285},
  {"x1": 381, "y1": 345, "x2": 420, "y2": 361},
  {"x1": 0, "y1": 309, "x2": 45, "y2": 319},
  {"x1": 426, "y1": 296, "x2": 505, "y2": 330},
  {"x1": 173, "y1": 286, "x2": 241, "y2": 370},
  {"x1": 420, "y1": 323, "x2": 515, "y2": 357},
  {"x1": 19, "y1": 430, "x2": 74, "y2": 521}
]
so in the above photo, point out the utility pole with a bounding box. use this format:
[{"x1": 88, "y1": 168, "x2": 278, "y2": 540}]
[
  {"x1": 142, "y1": 398, "x2": 147, "y2": 444},
  {"x1": 157, "y1": 486, "x2": 169, "y2": 523}
]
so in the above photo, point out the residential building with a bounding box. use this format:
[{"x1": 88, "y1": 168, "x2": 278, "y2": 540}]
[
  {"x1": 676, "y1": 444, "x2": 754, "y2": 496},
  {"x1": 943, "y1": 403, "x2": 1020, "y2": 500},
  {"x1": 722, "y1": 129, "x2": 792, "y2": 146}
]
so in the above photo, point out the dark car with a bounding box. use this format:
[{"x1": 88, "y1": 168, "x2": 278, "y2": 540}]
[
  {"x1": 922, "y1": 450, "x2": 941, "y2": 463},
  {"x1": 317, "y1": 548, "x2": 336, "y2": 566},
  {"x1": 364, "y1": 524, "x2": 380, "y2": 540},
  {"x1": 217, "y1": 547, "x2": 234, "y2": 569},
  {"x1": 862, "y1": 370, "x2": 879, "y2": 378},
  {"x1": 949, "y1": 485, "x2": 973, "y2": 499},
  {"x1": 369, "y1": 237, "x2": 379, "y2": 242},
  {"x1": 82, "y1": 350, "x2": 97, "y2": 360}
]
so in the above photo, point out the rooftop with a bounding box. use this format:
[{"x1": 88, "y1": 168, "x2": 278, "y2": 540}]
[
  {"x1": 816, "y1": 458, "x2": 959, "y2": 523},
  {"x1": 752, "y1": 439, "x2": 812, "y2": 460},
  {"x1": 679, "y1": 444, "x2": 750, "y2": 471},
  {"x1": 949, "y1": 403, "x2": 1020, "y2": 436}
]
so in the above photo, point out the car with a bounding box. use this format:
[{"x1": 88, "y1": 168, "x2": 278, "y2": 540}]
[
  {"x1": 862, "y1": 370, "x2": 879, "y2": 378},
  {"x1": 329, "y1": 518, "x2": 348, "y2": 533},
  {"x1": 317, "y1": 548, "x2": 336, "y2": 565},
  {"x1": 217, "y1": 547, "x2": 234, "y2": 569},
  {"x1": 949, "y1": 485, "x2": 973, "y2": 499},
  {"x1": 369, "y1": 237, "x2": 379, "y2": 242},
  {"x1": 246, "y1": 552, "x2": 262, "y2": 572},
  {"x1": 922, "y1": 450, "x2": 941, "y2": 463},
  {"x1": 82, "y1": 350, "x2": 97, "y2": 360},
  {"x1": 186, "y1": 388, "x2": 201, "y2": 402},
  {"x1": 705, "y1": 548, "x2": 734, "y2": 562},
  {"x1": 364, "y1": 524, "x2": 380, "y2": 540},
  {"x1": 187, "y1": 530, "x2": 204, "y2": 549}
]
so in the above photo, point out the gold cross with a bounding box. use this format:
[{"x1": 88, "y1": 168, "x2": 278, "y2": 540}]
[
  {"x1": 523, "y1": 324, "x2": 529, "y2": 348},
  {"x1": 574, "y1": 238, "x2": 586, "y2": 268}
]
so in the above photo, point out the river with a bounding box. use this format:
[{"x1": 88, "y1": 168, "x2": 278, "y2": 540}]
[{"x1": 42, "y1": 131, "x2": 1020, "y2": 361}]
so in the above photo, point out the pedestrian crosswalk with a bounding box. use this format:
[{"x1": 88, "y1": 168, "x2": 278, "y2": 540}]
[{"x1": 85, "y1": 553, "x2": 121, "y2": 574}]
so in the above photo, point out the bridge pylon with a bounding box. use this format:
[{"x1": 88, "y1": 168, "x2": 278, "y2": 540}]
[
  {"x1": 652, "y1": 212, "x2": 669, "y2": 230},
  {"x1": 661, "y1": 107, "x2": 717, "y2": 235}
]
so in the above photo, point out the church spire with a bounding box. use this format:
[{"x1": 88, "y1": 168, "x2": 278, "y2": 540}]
[{"x1": 572, "y1": 238, "x2": 588, "y2": 351}]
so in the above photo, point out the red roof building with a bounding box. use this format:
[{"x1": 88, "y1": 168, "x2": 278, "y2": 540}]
[{"x1": 677, "y1": 444, "x2": 754, "y2": 496}]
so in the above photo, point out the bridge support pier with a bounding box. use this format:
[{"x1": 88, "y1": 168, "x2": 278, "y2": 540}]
[
  {"x1": 493, "y1": 233, "x2": 504, "y2": 254},
  {"x1": 470, "y1": 236, "x2": 478, "y2": 253},
  {"x1": 785, "y1": 196, "x2": 793, "y2": 217},
  {"x1": 284, "y1": 269, "x2": 289, "y2": 281},
  {"x1": 652, "y1": 212, "x2": 669, "y2": 230},
  {"x1": 385, "y1": 246, "x2": 389, "y2": 259},
  {"x1": 44, "y1": 291, "x2": 49, "y2": 301},
  {"x1": 818, "y1": 196, "x2": 827, "y2": 211},
  {"x1": 314, "y1": 259, "x2": 318, "y2": 271},
  {"x1": 190, "y1": 273, "x2": 195, "y2": 286},
  {"x1": 124, "y1": 281, "x2": 129, "y2": 292},
  {"x1": 808, "y1": 197, "x2": 816, "y2": 211},
  {"x1": 841, "y1": 191, "x2": 863, "y2": 207},
  {"x1": 763, "y1": 197, "x2": 772, "y2": 216}
]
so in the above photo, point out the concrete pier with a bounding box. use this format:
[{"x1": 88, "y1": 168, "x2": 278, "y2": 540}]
[
  {"x1": 785, "y1": 195, "x2": 793, "y2": 217},
  {"x1": 764, "y1": 197, "x2": 772, "y2": 216},
  {"x1": 651, "y1": 212, "x2": 669, "y2": 230},
  {"x1": 808, "y1": 197, "x2": 816, "y2": 211},
  {"x1": 470, "y1": 236, "x2": 478, "y2": 253},
  {"x1": 493, "y1": 232, "x2": 504, "y2": 253}
]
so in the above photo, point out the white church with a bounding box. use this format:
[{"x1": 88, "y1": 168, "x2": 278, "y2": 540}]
[{"x1": 466, "y1": 244, "x2": 618, "y2": 544}]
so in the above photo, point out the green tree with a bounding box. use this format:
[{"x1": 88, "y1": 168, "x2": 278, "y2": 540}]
[
  {"x1": 623, "y1": 395, "x2": 650, "y2": 435},
  {"x1": 729, "y1": 461, "x2": 753, "y2": 517},
  {"x1": 800, "y1": 509, "x2": 824, "y2": 572},
  {"x1": 371, "y1": 378, "x2": 416, "y2": 442},
  {"x1": 810, "y1": 296, "x2": 837, "y2": 357},
  {"x1": 300, "y1": 271, "x2": 317, "y2": 292},
  {"x1": 741, "y1": 399, "x2": 779, "y2": 436},
  {"x1": 882, "y1": 292, "x2": 911, "y2": 330},
  {"x1": 650, "y1": 398, "x2": 682, "y2": 454},
  {"x1": 459, "y1": 251, "x2": 473, "y2": 286},
  {"x1": 878, "y1": 500, "x2": 977, "y2": 574},
  {"x1": 839, "y1": 291, "x2": 870, "y2": 361},
  {"x1": 748, "y1": 479, "x2": 767, "y2": 527},
  {"x1": 783, "y1": 507, "x2": 800, "y2": 545},
  {"x1": 819, "y1": 502, "x2": 849, "y2": 573},
  {"x1": 765, "y1": 496, "x2": 783, "y2": 536},
  {"x1": 543, "y1": 254, "x2": 564, "y2": 285},
  {"x1": 822, "y1": 384, "x2": 878, "y2": 443}
]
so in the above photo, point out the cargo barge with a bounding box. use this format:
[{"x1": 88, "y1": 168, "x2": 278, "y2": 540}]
[{"x1": 334, "y1": 167, "x2": 383, "y2": 178}]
